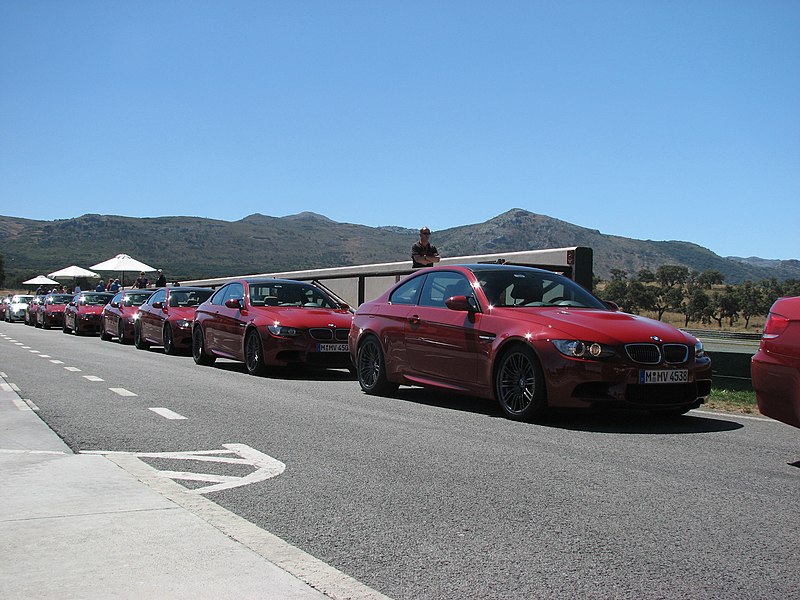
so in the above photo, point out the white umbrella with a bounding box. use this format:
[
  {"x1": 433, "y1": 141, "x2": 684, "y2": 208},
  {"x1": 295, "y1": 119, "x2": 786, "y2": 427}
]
[
  {"x1": 90, "y1": 254, "x2": 156, "y2": 288},
  {"x1": 23, "y1": 275, "x2": 60, "y2": 286},
  {"x1": 48, "y1": 265, "x2": 100, "y2": 279}
]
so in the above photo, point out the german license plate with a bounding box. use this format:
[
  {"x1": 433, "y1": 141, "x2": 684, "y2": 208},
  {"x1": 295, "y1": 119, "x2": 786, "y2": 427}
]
[
  {"x1": 317, "y1": 343, "x2": 348, "y2": 353},
  {"x1": 639, "y1": 369, "x2": 688, "y2": 384}
]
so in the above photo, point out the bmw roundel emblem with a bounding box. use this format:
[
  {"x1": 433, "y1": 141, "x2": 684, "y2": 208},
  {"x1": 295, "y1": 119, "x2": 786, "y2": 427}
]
[{"x1": 651, "y1": 336, "x2": 662, "y2": 342}]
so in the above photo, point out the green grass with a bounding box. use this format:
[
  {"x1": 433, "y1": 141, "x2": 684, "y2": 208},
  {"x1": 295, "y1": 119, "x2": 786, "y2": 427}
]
[{"x1": 705, "y1": 388, "x2": 759, "y2": 414}]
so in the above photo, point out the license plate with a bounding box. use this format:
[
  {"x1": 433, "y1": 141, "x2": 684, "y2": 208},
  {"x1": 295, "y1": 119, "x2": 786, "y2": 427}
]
[
  {"x1": 639, "y1": 369, "x2": 689, "y2": 384},
  {"x1": 317, "y1": 343, "x2": 348, "y2": 353}
]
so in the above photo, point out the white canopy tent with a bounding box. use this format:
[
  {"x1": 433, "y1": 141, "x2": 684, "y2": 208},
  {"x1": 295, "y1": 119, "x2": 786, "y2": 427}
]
[
  {"x1": 90, "y1": 254, "x2": 156, "y2": 288},
  {"x1": 22, "y1": 275, "x2": 60, "y2": 287}
]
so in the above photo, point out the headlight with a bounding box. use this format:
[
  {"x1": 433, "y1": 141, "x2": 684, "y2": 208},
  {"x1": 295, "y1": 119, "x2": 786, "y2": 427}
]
[
  {"x1": 267, "y1": 324, "x2": 299, "y2": 337},
  {"x1": 694, "y1": 340, "x2": 705, "y2": 359},
  {"x1": 552, "y1": 339, "x2": 615, "y2": 359},
  {"x1": 175, "y1": 319, "x2": 192, "y2": 328}
]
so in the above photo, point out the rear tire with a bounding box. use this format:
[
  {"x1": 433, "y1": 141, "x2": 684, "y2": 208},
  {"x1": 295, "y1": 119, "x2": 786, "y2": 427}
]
[
  {"x1": 118, "y1": 320, "x2": 130, "y2": 344},
  {"x1": 192, "y1": 326, "x2": 215, "y2": 365},
  {"x1": 134, "y1": 323, "x2": 150, "y2": 349},
  {"x1": 494, "y1": 345, "x2": 547, "y2": 421},
  {"x1": 356, "y1": 335, "x2": 398, "y2": 395}
]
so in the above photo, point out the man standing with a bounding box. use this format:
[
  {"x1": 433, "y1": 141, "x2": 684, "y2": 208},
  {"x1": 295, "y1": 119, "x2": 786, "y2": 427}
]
[
  {"x1": 155, "y1": 269, "x2": 167, "y2": 287},
  {"x1": 411, "y1": 226, "x2": 441, "y2": 268}
]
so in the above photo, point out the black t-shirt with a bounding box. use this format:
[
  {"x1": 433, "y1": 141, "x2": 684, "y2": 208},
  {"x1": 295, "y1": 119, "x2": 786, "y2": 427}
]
[
  {"x1": 156, "y1": 275, "x2": 167, "y2": 287},
  {"x1": 411, "y1": 242, "x2": 439, "y2": 268}
]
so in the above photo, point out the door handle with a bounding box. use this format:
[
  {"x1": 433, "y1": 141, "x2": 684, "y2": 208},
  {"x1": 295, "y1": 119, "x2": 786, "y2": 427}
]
[{"x1": 409, "y1": 315, "x2": 420, "y2": 325}]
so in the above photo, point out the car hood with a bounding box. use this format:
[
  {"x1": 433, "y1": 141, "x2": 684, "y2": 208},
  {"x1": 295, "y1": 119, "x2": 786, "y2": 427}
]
[
  {"x1": 77, "y1": 306, "x2": 106, "y2": 315},
  {"x1": 494, "y1": 307, "x2": 695, "y2": 345},
  {"x1": 253, "y1": 307, "x2": 353, "y2": 327}
]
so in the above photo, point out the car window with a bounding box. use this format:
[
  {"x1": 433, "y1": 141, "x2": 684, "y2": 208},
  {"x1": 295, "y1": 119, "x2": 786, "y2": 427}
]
[
  {"x1": 149, "y1": 289, "x2": 167, "y2": 305},
  {"x1": 475, "y1": 269, "x2": 605, "y2": 309},
  {"x1": 221, "y1": 283, "x2": 245, "y2": 304},
  {"x1": 389, "y1": 276, "x2": 424, "y2": 305},
  {"x1": 82, "y1": 293, "x2": 112, "y2": 306},
  {"x1": 419, "y1": 272, "x2": 472, "y2": 308},
  {"x1": 125, "y1": 292, "x2": 153, "y2": 307}
]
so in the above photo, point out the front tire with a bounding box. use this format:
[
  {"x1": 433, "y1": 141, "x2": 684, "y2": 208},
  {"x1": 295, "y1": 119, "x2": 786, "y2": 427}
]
[
  {"x1": 100, "y1": 320, "x2": 112, "y2": 341},
  {"x1": 356, "y1": 335, "x2": 397, "y2": 395},
  {"x1": 494, "y1": 345, "x2": 547, "y2": 421},
  {"x1": 118, "y1": 320, "x2": 130, "y2": 344},
  {"x1": 244, "y1": 330, "x2": 267, "y2": 375},
  {"x1": 192, "y1": 326, "x2": 215, "y2": 365},
  {"x1": 163, "y1": 324, "x2": 177, "y2": 355}
]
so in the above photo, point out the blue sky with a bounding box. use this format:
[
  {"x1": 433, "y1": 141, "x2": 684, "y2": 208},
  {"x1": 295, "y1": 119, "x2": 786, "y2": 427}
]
[{"x1": 1, "y1": 1, "x2": 798, "y2": 261}]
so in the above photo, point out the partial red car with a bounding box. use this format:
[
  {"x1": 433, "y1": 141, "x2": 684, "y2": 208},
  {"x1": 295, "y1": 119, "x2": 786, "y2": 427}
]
[
  {"x1": 25, "y1": 295, "x2": 46, "y2": 326},
  {"x1": 752, "y1": 296, "x2": 800, "y2": 429},
  {"x1": 192, "y1": 278, "x2": 353, "y2": 375},
  {"x1": 135, "y1": 286, "x2": 214, "y2": 354},
  {"x1": 349, "y1": 264, "x2": 712, "y2": 421},
  {"x1": 101, "y1": 289, "x2": 155, "y2": 344},
  {"x1": 37, "y1": 293, "x2": 74, "y2": 329},
  {"x1": 4, "y1": 294, "x2": 33, "y2": 322},
  {"x1": 63, "y1": 291, "x2": 114, "y2": 335}
]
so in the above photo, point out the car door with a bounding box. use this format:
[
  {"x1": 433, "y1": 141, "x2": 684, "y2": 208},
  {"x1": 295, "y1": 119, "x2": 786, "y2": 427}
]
[
  {"x1": 216, "y1": 283, "x2": 246, "y2": 359},
  {"x1": 405, "y1": 271, "x2": 479, "y2": 385},
  {"x1": 141, "y1": 288, "x2": 167, "y2": 342}
]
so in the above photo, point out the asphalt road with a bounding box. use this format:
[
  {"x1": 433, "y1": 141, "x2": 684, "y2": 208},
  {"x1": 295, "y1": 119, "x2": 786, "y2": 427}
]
[{"x1": 1, "y1": 320, "x2": 798, "y2": 599}]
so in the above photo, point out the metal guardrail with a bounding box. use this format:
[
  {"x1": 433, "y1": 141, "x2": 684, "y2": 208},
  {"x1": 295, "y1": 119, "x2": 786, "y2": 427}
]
[{"x1": 682, "y1": 329, "x2": 762, "y2": 341}]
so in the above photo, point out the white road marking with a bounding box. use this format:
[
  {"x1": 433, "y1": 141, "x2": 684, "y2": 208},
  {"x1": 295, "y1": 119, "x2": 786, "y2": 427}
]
[
  {"x1": 64, "y1": 367, "x2": 81, "y2": 372},
  {"x1": 83, "y1": 375, "x2": 104, "y2": 382},
  {"x1": 149, "y1": 407, "x2": 186, "y2": 420},
  {"x1": 29, "y1": 350, "x2": 40, "y2": 353},
  {"x1": 50, "y1": 360, "x2": 64, "y2": 365},
  {"x1": 83, "y1": 444, "x2": 286, "y2": 495},
  {"x1": 109, "y1": 388, "x2": 137, "y2": 396},
  {"x1": 1, "y1": 382, "x2": 13, "y2": 392},
  {"x1": 21, "y1": 346, "x2": 30, "y2": 349},
  {"x1": 37, "y1": 354, "x2": 51, "y2": 358},
  {"x1": 9, "y1": 383, "x2": 20, "y2": 392},
  {"x1": 14, "y1": 342, "x2": 23, "y2": 346}
]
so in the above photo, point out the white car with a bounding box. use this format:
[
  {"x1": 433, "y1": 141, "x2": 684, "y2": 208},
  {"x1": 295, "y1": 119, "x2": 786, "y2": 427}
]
[{"x1": 5, "y1": 295, "x2": 34, "y2": 322}]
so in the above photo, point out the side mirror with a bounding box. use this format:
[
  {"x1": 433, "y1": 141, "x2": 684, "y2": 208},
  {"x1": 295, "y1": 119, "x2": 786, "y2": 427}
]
[
  {"x1": 225, "y1": 298, "x2": 244, "y2": 310},
  {"x1": 339, "y1": 302, "x2": 351, "y2": 312},
  {"x1": 604, "y1": 300, "x2": 620, "y2": 311},
  {"x1": 152, "y1": 301, "x2": 164, "y2": 309},
  {"x1": 110, "y1": 301, "x2": 120, "y2": 308},
  {"x1": 445, "y1": 295, "x2": 476, "y2": 313}
]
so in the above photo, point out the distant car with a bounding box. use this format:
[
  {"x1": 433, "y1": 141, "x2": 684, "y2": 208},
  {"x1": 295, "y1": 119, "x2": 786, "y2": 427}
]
[
  {"x1": 25, "y1": 295, "x2": 47, "y2": 326},
  {"x1": 349, "y1": 264, "x2": 713, "y2": 420},
  {"x1": 100, "y1": 289, "x2": 155, "y2": 344},
  {"x1": 37, "y1": 293, "x2": 74, "y2": 329},
  {"x1": 0, "y1": 296, "x2": 10, "y2": 320},
  {"x1": 134, "y1": 286, "x2": 214, "y2": 354},
  {"x1": 752, "y1": 296, "x2": 800, "y2": 429},
  {"x1": 63, "y1": 292, "x2": 114, "y2": 335},
  {"x1": 192, "y1": 278, "x2": 353, "y2": 375},
  {"x1": 4, "y1": 294, "x2": 34, "y2": 322}
]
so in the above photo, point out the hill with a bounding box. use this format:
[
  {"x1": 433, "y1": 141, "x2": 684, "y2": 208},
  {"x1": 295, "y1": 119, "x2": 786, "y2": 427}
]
[{"x1": 1, "y1": 209, "x2": 797, "y2": 286}]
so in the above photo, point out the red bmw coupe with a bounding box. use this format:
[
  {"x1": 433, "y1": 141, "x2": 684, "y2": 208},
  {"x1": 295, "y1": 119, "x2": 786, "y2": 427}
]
[
  {"x1": 37, "y1": 293, "x2": 74, "y2": 329},
  {"x1": 101, "y1": 289, "x2": 155, "y2": 344},
  {"x1": 192, "y1": 278, "x2": 353, "y2": 375},
  {"x1": 349, "y1": 264, "x2": 712, "y2": 421},
  {"x1": 752, "y1": 296, "x2": 800, "y2": 429},
  {"x1": 134, "y1": 286, "x2": 214, "y2": 354},
  {"x1": 63, "y1": 292, "x2": 115, "y2": 335}
]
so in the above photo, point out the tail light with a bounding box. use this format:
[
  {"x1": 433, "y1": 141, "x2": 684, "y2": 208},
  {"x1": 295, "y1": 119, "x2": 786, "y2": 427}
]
[{"x1": 762, "y1": 312, "x2": 790, "y2": 339}]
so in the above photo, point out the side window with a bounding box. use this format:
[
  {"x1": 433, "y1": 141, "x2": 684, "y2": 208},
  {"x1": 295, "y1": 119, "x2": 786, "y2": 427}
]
[
  {"x1": 419, "y1": 273, "x2": 471, "y2": 308},
  {"x1": 390, "y1": 276, "x2": 424, "y2": 305},
  {"x1": 150, "y1": 289, "x2": 167, "y2": 305},
  {"x1": 210, "y1": 286, "x2": 229, "y2": 306},
  {"x1": 222, "y1": 283, "x2": 245, "y2": 304}
]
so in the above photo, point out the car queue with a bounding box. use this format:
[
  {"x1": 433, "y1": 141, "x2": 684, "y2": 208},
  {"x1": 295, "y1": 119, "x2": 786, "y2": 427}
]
[{"x1": 19, "y1": 265, "x2": 790, "y2": 424}]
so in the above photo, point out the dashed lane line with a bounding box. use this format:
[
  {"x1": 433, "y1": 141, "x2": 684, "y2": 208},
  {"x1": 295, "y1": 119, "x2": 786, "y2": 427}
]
[
  {"x1": 149, "y1": 407, "x2": 187, "y2": 420},
  {"x1": 109, "y1": 388, "x2": 138, "y2": 397},
  {"x1": 83, "y1": 375, "x2": 104, "y2": 382}
]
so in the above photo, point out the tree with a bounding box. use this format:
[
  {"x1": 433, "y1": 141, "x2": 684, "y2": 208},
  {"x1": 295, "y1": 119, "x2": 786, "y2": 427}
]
[
  {"x1": 736, "y1": 281, "x2": 764, "y2": 329},
  {"x1": 708, "y1": 286, "x2": 740, "y2": 328},
  {"x1": 649, "y1": 265, "x2": 689, "y2": 320},
  {"x1": 680, "y1": 288, "x2": 710, "y2": 327},
  {"x1": 695, "y1": 269, "x2": 725, "y2": 289}
]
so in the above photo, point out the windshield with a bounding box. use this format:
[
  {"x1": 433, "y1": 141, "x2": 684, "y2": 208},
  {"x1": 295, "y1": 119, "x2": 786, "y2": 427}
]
[
  {"x1": 123, "y1": 292, "x2": 155, "y2": 307},
  {"x1": 473, "y1": 268, "x2": 606, "y2": 309},
  {"x1": 167, "y1": 289, "x2": 213, "y2": 307},
  {"x1": 11, "y1": 295, "x2": 33, "y2": 303},
  {"x1": 81, "y1": 293, "x2": 112, "y2": 306},
  {"x1": 249, "y1": 282, "x2": 338, "y2": 309},
  {"x1": 47, "y1": 295, "x2": 74, "y2": 305}
]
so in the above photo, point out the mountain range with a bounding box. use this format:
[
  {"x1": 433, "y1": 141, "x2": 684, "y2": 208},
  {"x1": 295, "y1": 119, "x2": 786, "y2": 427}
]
[{"x1": 1, "y1": 209, "x2": 797, "y2": 286}]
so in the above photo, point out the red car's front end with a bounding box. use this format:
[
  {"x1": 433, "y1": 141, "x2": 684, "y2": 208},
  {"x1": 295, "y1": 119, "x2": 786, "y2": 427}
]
[
  {"x1": 39, "y1": 294, "x2": 74, "y2": 329},
  {"x1": 752, "y1": 296, "x2": 800, "y2": 429}
]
